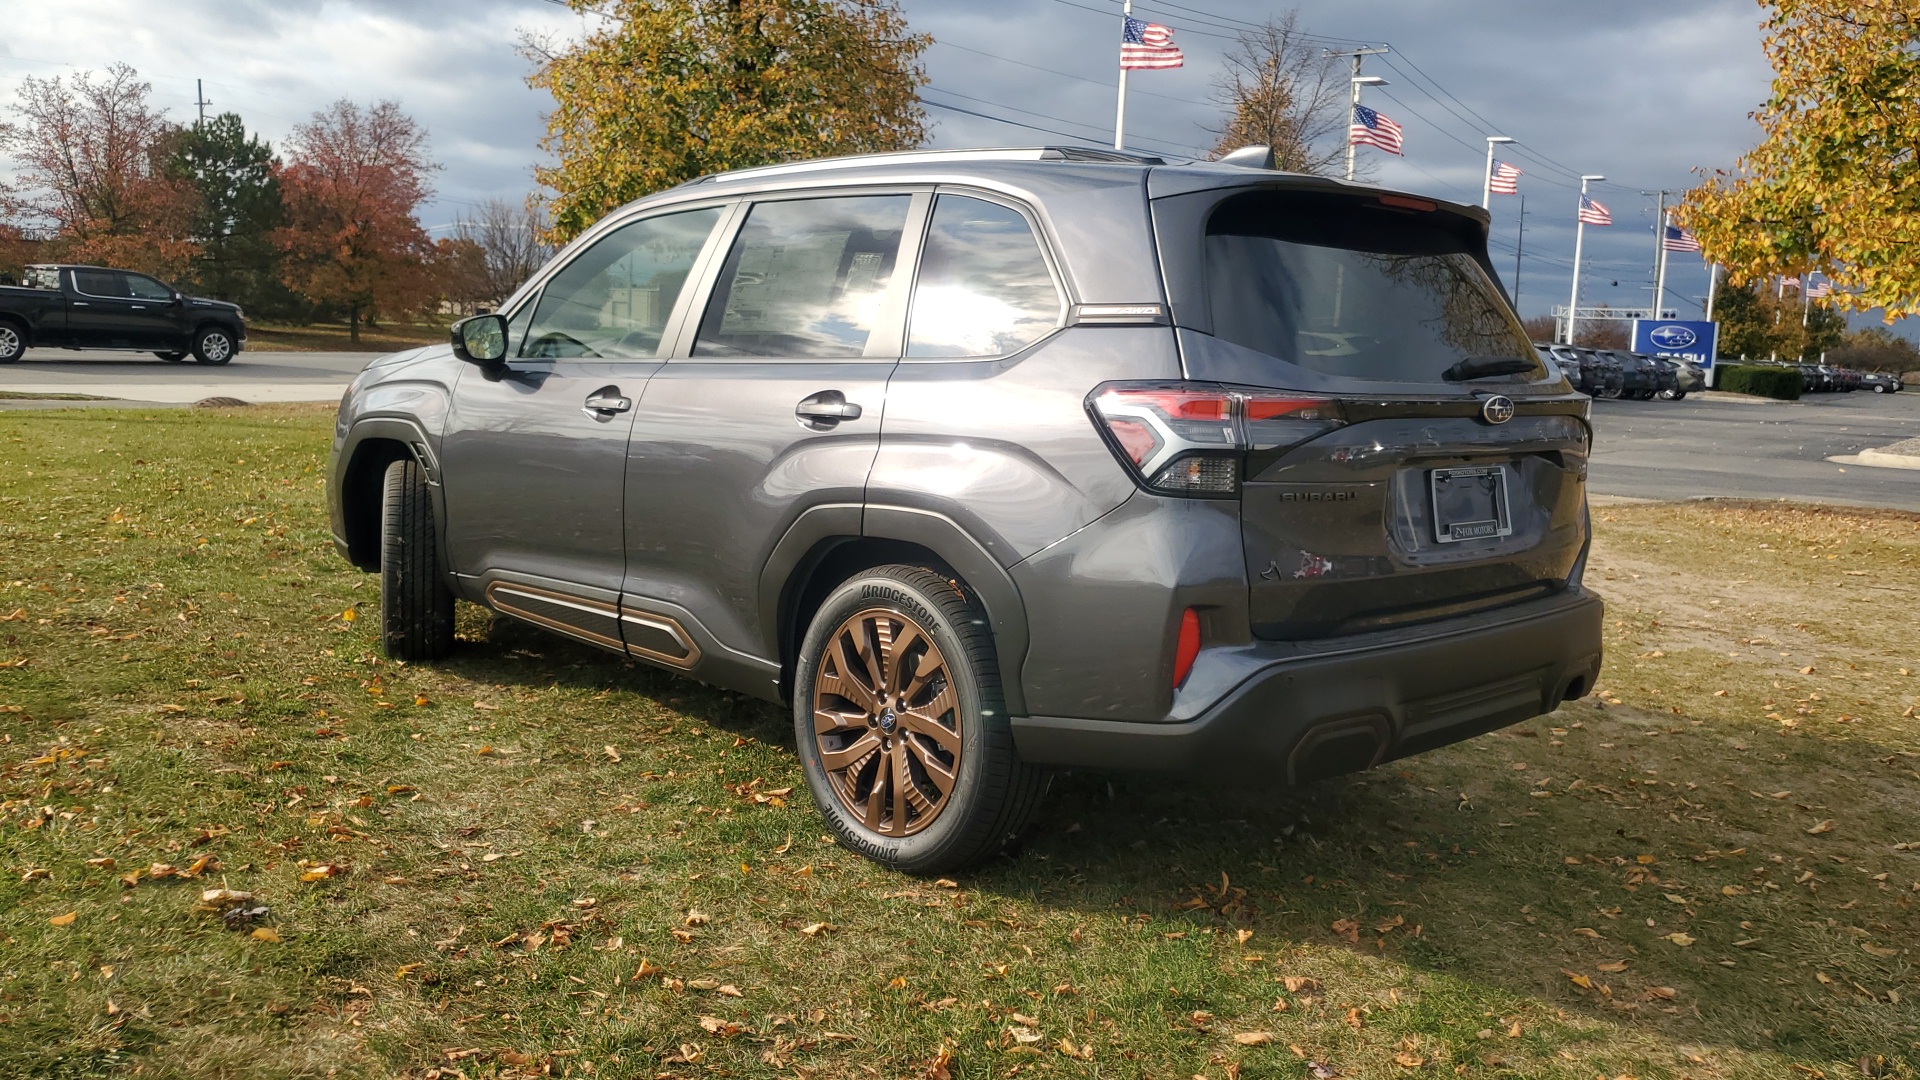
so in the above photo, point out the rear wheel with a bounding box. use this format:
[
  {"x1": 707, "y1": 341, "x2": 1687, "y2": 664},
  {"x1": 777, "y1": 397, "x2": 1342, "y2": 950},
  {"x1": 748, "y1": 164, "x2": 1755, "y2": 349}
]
[
  {"x1": 1660, "y1": 388, "x2": 1687, "y2": 401},
  {"x1": 155, "y1": 351, "x2": 187, "y2": 363},
  {"x1": 192, "y1": 326, "x2": 235, "y2": 365},
  {"x1": 1874, "y1": 384, "x2": 1888, "y2": 393},
  {"x1": 795, "y1": 564, "x2": 1046, "y2": 874},
  {"x1": 380, "y1": 458, "x2": 455, "y2": 661},
  {"x1": 0, "y1": 322, "x2": 24, "y2": 364}
]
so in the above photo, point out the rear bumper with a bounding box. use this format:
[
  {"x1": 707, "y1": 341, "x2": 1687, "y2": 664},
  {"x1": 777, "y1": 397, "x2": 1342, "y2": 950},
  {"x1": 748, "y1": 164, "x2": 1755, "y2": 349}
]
[{"x1": 1011, "y1": 589, "x2": 1603, "y2": 782}]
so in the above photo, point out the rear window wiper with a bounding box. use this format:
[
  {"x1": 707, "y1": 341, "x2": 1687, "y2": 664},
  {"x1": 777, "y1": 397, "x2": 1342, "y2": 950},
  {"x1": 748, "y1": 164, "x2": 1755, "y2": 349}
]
[{"x1": 1443, "y1": 355, "x2": 1536, "y2": 381}]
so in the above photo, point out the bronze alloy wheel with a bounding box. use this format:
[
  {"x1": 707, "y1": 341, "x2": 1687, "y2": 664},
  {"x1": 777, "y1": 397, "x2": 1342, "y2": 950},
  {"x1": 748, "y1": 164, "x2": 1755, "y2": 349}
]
[{"x1": 811, "y1": 606, "x2": 962, "y2": 837}]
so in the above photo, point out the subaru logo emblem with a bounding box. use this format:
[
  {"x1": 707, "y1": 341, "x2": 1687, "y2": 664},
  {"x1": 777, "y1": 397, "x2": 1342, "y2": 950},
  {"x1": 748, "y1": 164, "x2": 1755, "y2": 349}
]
[
  {"x1": 1649, "y1": 324, "x2": 1697, "y2": 349},
  {"x1": 1481, "y1": 395, "x2": 1515, "y2": 425}
]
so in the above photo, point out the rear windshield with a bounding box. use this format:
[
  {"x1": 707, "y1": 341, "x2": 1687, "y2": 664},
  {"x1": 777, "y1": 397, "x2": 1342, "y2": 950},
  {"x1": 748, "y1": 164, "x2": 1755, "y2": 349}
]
[{"x1": 1203, "y1": 192, "x2": 1539, "y2": 383}]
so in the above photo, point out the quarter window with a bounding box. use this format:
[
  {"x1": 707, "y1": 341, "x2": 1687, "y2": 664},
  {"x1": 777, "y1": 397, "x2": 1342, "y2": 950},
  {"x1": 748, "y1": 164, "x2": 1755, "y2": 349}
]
[
  {"x1": 908, "y1": 195, "x2": 1061, "y2": 357},
  {"x1": 521, "y1": 206, "x2": 721, "y2": 359},
  {"x1": 694, "y1": 195, "x2": 911, "y2": 359}
]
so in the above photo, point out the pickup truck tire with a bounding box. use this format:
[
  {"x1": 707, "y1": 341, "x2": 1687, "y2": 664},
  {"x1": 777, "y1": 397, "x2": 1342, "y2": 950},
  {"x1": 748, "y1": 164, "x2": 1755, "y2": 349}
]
[
  {"x1": 379, "y1": 458, "x2": 456, "y2": 661},
  {"x1": 0, "y1": 322, "x2": 23, "y2": 364},
  {"x1": 192, "y1": 326, "x2": 236, "y2": 365},
  {"x1": 155, "y1": 351, "x2": 187, "y2": 363},
  {"x1": 794, "y1": 564, "x2": 1047, "y2": 875}
]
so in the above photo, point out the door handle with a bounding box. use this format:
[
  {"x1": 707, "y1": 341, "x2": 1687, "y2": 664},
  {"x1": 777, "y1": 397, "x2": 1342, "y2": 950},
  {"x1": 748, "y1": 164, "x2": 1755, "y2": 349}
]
[
  {"x1": 130, "y1": 305, "x2": 146, "y2": 310},
  {"x1": 583, "y1": 388, "x2": 632, "y2": 416},
  {"x1": 71, "y1": 301, "x2": 89, "y2": 307},
  {"x1": 795, "y1": 390, "x2": 863, "y2": 428}
]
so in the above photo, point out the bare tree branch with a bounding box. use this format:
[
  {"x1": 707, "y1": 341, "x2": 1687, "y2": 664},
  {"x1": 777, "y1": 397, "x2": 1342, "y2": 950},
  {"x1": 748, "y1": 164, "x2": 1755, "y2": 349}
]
[{"x1": 1207, "y1": 12, "x2": 1350, "y2": 177}]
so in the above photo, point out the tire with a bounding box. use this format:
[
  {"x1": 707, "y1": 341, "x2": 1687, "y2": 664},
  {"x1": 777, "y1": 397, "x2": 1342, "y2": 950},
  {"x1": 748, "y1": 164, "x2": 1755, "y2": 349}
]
[
  {"x1": 192, "y1": 325, "x2": 236, "y2": 365},
  {"x1": 0, "y1": 321, "x2": 24, "y2": 364},
  {"x1": 794, "y1": 564, "x2": 1047, "y2": 874},
  {"x1": 1665, "y1": 389, "x2": 1686, "y2": 401},
  {"x1": 155, "y1": 351, "x2": 187, "y2": 363},
  {"x1": 1874, "y1": 384, "x2": 1888, "y2": 393},
  {"x1": 379, "y1": 458, "x2": 455, "y2": 661}
]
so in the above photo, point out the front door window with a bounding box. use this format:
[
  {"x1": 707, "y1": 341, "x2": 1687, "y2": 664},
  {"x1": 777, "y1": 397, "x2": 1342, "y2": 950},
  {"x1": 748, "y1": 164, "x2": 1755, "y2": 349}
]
[{"x1": 520, "y1": 206, "x2": 722, "y2": 359}]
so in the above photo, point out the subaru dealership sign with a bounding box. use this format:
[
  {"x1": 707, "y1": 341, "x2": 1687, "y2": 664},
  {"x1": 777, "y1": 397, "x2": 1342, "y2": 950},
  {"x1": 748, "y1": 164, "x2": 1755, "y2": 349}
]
[{"x1": 1632, "y1": 319, "x2": 1718, "y2": 367}]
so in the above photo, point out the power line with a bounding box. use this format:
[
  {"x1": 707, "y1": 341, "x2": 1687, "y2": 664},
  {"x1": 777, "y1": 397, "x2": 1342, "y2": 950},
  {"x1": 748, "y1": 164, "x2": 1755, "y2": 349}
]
[
  {"x1": 922, "y1": 87, "x2": 1204, "y2": 156},
  {"x1": 929, "y1": 41, "x2": 1206, "y2": 107}
]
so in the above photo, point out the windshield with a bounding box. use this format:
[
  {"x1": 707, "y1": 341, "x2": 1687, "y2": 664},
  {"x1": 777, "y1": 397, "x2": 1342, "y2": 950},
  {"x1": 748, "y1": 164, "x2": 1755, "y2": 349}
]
[{"x1": 1203, "y1": 192, "x2": 1540, "y2": 384}]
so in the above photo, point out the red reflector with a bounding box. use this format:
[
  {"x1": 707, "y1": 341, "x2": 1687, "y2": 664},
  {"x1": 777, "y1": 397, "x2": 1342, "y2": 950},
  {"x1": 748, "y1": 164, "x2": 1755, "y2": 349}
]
[
  {"x1": 1105, "y1": 417, "x2": 1159, "y2": 466},
  {"x1": 1244, "y1": 395, "x2": 1331, "y2": 420},
  {"x1": 1173, "y1": 608, "x2": 1201, "y2": 688},
  {"x1": 1378, "y1": 194, "x2": 1438, "y2": 212}
]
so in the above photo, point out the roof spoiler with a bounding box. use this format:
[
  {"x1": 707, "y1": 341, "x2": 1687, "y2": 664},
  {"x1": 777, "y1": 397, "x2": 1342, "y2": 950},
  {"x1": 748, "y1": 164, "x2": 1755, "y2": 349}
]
[{"x1": 1216, "y1": 145, "x2": 1276, "y2": 170}]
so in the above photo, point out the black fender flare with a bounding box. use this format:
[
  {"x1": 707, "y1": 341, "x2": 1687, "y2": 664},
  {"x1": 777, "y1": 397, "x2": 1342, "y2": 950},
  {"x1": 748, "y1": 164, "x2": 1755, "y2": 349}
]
[
  {"x1": 760, "y1": 503, "x2": 1031, "y2": 717},
  {"x1": 334, "y1": 416, "x2": 447, "y2": 573}
]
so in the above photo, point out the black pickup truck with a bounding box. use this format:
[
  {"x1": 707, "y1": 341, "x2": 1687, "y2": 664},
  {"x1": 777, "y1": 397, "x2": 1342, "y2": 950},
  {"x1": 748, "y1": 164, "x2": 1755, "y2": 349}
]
[{"x1": 0, "y1": 264, "x2": 246, "y2": 365}]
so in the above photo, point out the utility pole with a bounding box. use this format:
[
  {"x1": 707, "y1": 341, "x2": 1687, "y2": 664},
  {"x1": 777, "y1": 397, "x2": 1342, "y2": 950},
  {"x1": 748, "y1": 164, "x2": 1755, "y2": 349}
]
[
  {"x1": 1705, "y1": 262, "x2": 1719, "y2": 321},
  {"x1": 1565, "y1": 174, "x2": 1604, "y2": 345},
  {"x1": 195, "y1": 79, "x2": 211, "y2": 128},
  {"x1": 1513, "y1": 195, "x2": 1526, "y2": 310},
  {"x1": 1641, "y1": 189, "x2": 1678, "y2": 320},
  {"x1": 1328, "y1": 47, "x2": 1389, "y2": 181}
]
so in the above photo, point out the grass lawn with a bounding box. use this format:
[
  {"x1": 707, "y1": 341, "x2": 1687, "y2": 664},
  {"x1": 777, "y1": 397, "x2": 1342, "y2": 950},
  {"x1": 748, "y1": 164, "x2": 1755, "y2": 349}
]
[
  {"x1": 245, "y1": 323, "x2": 449, "y2": 353},
  {"x1": 2, "y1": 406, "x2": 1917, "y2": 1079}
]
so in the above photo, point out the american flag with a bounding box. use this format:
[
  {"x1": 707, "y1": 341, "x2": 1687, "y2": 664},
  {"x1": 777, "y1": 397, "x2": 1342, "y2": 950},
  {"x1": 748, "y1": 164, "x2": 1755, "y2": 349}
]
[
  {"x1": 1121, "y1": 16, "x2": 1183, "y2": 69},
  {"x1": 1489, "y1": 160, "x2": 1521, "y2": 195},
  {"x1": 1578, "y1": 195, "x2": 1611, "y2": 226},
  {"x1": 1662, "y1": 225, "x2": 1701, "y2": 252},
  {"x1": 1349, "y1": 105, "x2": 1404, "y2": 155},
  {"x1": 1806, "y1": 279, "x2": 1832, "y2": 298},
  {"x1": 1780, "y1": 275, "x2": 1802, "y2": 290}
]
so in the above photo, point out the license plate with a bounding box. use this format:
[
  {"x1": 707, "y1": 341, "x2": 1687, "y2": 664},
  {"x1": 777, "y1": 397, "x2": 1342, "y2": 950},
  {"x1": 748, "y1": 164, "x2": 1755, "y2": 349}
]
[{"x1": 1430, "y1": 465, "x2": 1512, "y2": 543}]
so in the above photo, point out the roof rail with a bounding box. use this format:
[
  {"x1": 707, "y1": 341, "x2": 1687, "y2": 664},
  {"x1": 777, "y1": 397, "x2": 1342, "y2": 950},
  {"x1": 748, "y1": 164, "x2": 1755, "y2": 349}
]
[{"x1": 687, "y1": 146, "x2": 1169, "y2": 185}]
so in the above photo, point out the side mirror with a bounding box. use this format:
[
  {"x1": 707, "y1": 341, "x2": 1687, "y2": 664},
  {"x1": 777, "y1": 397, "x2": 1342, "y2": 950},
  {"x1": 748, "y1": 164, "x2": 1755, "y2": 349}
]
[{"x1": 451, "y1": 313, "x2": 509, "y2": 364}]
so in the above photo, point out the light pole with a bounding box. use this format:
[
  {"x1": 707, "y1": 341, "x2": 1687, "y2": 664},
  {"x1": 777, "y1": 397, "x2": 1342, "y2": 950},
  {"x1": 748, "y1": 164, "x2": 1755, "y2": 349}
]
[
  {"x1": 1565, "y1": 174, "x2": 1605, "y2": 345},
  {"x1": 1481, "y1": 136, "x2": 1513, "y2": 210},
  {"x1": 1345, "y1": 75, "x2": 1387, "y2": 181}
]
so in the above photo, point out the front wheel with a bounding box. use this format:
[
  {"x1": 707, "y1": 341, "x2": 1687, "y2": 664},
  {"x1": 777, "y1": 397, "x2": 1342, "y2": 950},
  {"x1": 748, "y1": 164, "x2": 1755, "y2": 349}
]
[
  {"x1": 0, "y1": 322, "x2": 24, "y2": 364},
  {"x1": 795, "y1": 565, "x2": 1047, "y2": 875},
  {"x1": 380, "y1": 458, "x2": 455, "y2": 661},
  {"x1": 192, "y1": 326, "x2": 235, "y2": 365},
  {"x1": 155, "y1": 351, "x2": 187, "y2": 363},
  {"x1": 1874, "y1": 384, "x2": 1888, "y2": 393}
]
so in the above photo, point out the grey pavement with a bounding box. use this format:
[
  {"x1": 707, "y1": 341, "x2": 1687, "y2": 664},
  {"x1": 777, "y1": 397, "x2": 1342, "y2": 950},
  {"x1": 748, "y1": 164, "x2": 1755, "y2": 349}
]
[
  {"x1": 0, "y1": 347, "x2": 379, "y2": 404},
  {"x1": 1588, "y1": 389, "x2": 1920, "y2": 512}
]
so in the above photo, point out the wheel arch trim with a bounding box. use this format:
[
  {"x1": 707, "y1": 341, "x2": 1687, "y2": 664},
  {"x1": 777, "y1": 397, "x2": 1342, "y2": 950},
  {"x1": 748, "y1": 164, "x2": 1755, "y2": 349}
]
[{"x1": 334, "y1": 416, "x2": 445, "y2": 572}]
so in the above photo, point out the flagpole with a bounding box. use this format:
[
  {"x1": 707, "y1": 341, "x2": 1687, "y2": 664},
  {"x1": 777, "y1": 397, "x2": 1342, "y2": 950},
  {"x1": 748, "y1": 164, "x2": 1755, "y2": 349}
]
[
  {"x1": 1803, "y1": 272, "x2": 1814, "y2": 328},
  {"x1": 1653, "y1": 209, "x2": 1672, "y2": 320},
  {"x1": 1567, "y1": 175, "x2": 1602, "y2": 344},
  {"x1": 1481, "y1": 136, "x2": 1511, "y2": 210},
  {"x1": 1113, "y1": 0, "x2": 1130, "y2": 149},
  {"x1": 1705, "y1": 262, "x2": 1719, "y2": 321}
]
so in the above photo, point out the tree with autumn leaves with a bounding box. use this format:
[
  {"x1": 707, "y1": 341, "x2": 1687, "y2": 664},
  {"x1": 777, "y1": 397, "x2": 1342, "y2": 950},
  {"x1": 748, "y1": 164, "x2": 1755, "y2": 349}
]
[
  {"x1": 525, "y1": 0, "x2": 931, "y2": 241},
  {"x1": 1680, "y1": 0, "x2": 1920, "y2": 318}
]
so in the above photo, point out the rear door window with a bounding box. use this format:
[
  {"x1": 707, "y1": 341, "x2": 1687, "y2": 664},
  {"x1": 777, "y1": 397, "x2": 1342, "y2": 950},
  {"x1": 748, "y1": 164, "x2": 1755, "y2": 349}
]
[
  {"x1": 72, "y1": 270, "x2": 130, "y2": 298},
  {"x1": 1203, "y1": 191, "x2": 1540, "y2": 384},
  {"x1": 693, "y1": 195, "x2": 911, "y2": 359},
  {"x1": 907, "y1": 195, "x2": 1061, "y2": 357}
]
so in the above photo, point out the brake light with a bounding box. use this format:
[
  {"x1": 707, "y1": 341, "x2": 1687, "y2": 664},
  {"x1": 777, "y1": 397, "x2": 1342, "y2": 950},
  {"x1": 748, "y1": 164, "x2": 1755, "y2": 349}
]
[
  {"x1": 1088, "y1": 382, "x2": 1345, "y2": 496},
  {"x1": 1173, "y1": 608, "x2": 1201, "y2": 688}
]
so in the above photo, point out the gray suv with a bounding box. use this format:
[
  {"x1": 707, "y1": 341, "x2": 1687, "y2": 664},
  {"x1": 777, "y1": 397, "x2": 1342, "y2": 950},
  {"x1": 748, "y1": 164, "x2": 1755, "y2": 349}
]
[{"x1": 329, "y1": 147, "x2": 1603, "y2": 873}]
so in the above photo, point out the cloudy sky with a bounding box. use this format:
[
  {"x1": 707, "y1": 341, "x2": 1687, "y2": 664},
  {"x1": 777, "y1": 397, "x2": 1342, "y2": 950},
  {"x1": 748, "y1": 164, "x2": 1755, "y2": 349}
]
[{"x1": 2, "y1": 0, "x2": 1896, "y2": 339}]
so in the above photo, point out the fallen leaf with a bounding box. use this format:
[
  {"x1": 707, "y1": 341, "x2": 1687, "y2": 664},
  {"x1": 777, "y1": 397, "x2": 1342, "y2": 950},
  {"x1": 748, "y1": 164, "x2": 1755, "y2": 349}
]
[
  {"x1": 1394, "y1": 1052, "x2": 1426, "y2": 1067},
  {"x1": 1596, "y1": 960, "x2": 1630, "y2": 973},
  {"x1": 1282, "y1": 976, "x2": 1322, "y2": 994},
  {"x1": 1571, "y1": 927, "x2": 1602, "y2": 939},
  {"x1": 684, "y1": 910, "x2": 710, "y2": 926},
  {"x1": 1054, "y1": 1038, "x2": 1093, "y2": 1060},
  {"x1": 252, "y1": 927, "x2": 282, "y2": 942},
  {"x1": 1233, "y1": 1031, "x2": 1275, "y2": 1046},
  {"x1": 1330, "y1": 918, "x2": 1360, "y2": 944},
  {"x1": 603, "y1": 745, "x2": 621, "y2": 763},
  {"x1": 1643, "y1": 986, "x2": 1678, "y2": 1001},
  {"x1": 1565, "y1": 971, "x2": 1593, "y2": 989},
  {"x1": 1807, "y1": 819, "x2": 1835, "y2": 836},
  {"x1": 1863, "y1": 943, "x2": 1899, "y2": 958},
  {"x1": 1236, "y1": 928, "x2": 1255, "y2": 945},
  {"x1": 698, "y1": 1015, "x2": 745, "y2": 1037},
  {"x1": 717, "y1": 984, "x2": 744, "y2": 997},
  {"x1": 1664, "y1": 933, "x2": 1696, "y2": 947},
  {"x1": 48, "y1": 911, "x2": 77, "y2": 927},
  {"x1": 633, "y1": 959, "x2": 663, "y2": 978},
  {"x1": 921, "y1": 1045, "x2": 954, "y2": 1080},
  {"x1": 1007, "y1": 1025, "x2": 1042, "y2": 1045},
  {"x1": 799, "y1": 922, "x2": 833, "y2": 937},
  {"x1": 341, "y1": 608, "x2": 356, "y2": 623}
]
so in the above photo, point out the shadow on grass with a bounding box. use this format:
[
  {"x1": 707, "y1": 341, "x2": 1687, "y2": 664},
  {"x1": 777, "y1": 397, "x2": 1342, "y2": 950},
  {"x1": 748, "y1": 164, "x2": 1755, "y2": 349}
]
[{"x1": 443, "y1": 610, "x2": 1920, "y2": 1069}]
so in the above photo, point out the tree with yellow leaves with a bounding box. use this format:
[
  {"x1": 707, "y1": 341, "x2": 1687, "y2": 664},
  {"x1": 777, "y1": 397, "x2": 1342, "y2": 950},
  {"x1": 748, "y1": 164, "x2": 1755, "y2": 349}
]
[
  {"x1": 1680, "y1": 1, "x2": 1920, "y2": 316},
  {"x1": 525, "y1": 0, "x2": 930, "y2": 242}
]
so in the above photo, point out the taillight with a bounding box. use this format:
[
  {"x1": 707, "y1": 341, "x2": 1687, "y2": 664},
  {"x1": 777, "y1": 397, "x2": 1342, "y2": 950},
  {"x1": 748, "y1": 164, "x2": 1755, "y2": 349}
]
[
  {"x1": 1173, "y1": 608, "x2": 1201, "y2": 688},
  {"x1": 1088, "y1": 382, "x2": 1344, "y2": 497}
]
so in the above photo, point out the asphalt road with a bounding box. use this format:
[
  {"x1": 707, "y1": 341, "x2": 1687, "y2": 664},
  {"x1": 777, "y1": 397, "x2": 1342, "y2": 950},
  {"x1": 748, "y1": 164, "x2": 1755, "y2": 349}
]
[
  {"x1": 4, "y1": 347, "x2": 1917, "y2": 512},
  {"x1": 1588, "y1": 389, "x2": 1920, "y2": 512},
  {"x1": 1, "y1": 347, "x2": 377, "y2": 404}
]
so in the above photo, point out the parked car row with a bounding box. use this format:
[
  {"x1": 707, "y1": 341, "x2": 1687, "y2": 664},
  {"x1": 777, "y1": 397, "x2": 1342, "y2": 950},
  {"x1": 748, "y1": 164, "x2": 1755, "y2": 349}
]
[
  {"x1": 1535, "y1": 343, "x2": 1705, "y2": 401},
  {"x1": 1749, "y1": 361, "x2": 1904, "y2": 394}
]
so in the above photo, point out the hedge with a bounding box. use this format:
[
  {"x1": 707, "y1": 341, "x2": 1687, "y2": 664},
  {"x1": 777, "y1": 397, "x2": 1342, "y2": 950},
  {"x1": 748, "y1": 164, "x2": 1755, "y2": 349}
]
[{"x1": 1718, "y1": 365, "x2": 1802, "y2": 400}]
